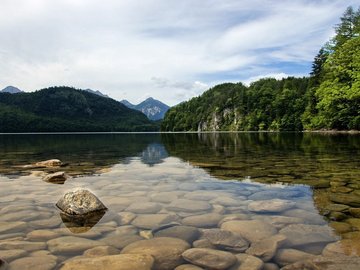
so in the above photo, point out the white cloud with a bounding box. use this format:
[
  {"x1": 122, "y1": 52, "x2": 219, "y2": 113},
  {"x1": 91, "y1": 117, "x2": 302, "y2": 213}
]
[{"x1": 0, "y1": 0, "x2": 358, "y2": 105}]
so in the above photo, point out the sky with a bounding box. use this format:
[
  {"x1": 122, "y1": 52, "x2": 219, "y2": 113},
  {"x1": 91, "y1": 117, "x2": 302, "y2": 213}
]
[{"x1": 0, "y1": 0, "x2": 358, "y2": 106}]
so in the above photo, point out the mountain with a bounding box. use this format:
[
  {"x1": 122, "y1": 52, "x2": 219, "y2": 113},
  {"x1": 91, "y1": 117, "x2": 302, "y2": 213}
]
[
  {"x1": 121, "y1": 97, "x2": 170, "y2": 121},
  {"x1": 120, "y1": 99, "x2": 136, "y2": 109},
  {"x1": 0, "y1": 86, "x2": 159, "y2": 132},
  {"x1": 84, "y1": 89, "x2": 109, "y2": 98},
  {"x1": 1, "y1": 86, "x2": 23, "y2": 94}
]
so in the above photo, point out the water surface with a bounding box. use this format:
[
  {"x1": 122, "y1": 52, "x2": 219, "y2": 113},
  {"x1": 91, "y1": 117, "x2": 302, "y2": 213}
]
[{"x1": 0, "y1": 133, "x2": 359, "y2": 269}]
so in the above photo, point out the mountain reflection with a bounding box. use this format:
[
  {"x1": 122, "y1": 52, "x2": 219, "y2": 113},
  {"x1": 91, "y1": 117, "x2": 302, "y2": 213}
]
[{"x1": 0, "y1": 133, "x2": 167, "y2": 178}]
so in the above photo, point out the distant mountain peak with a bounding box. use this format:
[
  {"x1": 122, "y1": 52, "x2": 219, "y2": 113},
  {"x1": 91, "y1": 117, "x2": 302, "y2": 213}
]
[
  {"x1": 1, "y1": 86, "x2": 23, "y2": 94},
  {"x1": 121, "y1": 97, "x2": 170, "y2": 121},
  {"x1": 84, "y1": 88, "x2": 109, "y2": 98}
]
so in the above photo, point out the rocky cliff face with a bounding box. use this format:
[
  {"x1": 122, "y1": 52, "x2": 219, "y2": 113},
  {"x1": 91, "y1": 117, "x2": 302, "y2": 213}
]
[{"x1": 197, "y1": 108, "x2": 240, "y2": 132}]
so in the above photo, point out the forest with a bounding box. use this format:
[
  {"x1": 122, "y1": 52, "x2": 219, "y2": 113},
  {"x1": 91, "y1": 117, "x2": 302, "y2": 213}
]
[
  {"x1": 162, "y1": 6, "x2": 360, "y2": 132},
  {"x1": 0, "y1": 87, "x2": 159, "y2": 132}
]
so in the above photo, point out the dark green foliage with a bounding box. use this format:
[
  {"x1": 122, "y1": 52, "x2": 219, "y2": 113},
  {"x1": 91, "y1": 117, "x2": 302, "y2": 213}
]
[
  {"x1": 0, "y1": 87, "x2": 159, "y2": 132},
  {"x1": 162, "y1": 78, "x2": 309, "y2": 131},
  {"x1": 163, "y1": 6, "x2": 360, "y2": 132}
]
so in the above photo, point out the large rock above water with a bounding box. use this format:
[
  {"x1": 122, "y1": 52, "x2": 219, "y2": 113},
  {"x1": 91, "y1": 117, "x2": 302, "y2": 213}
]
[
  {"x1": 248, "y1": 199, "x2": 296, "y2": 213},
  {"x1": 43, "y1": 172, "x2": 68, "y2": 184},
  {"x1": 60, "y1": 254, "x2": 154, "y2": 270},
  {"x1": 35, "y1": 159, "x2": 62, "y2": 168},
  {"x1": 221, "y1": 220, "x2": 277, "y2": 243},
  {"x1": 121, "y1": 237, "x2": 190, "y2": 270},
  {"x1": 182, "y1": 248, "x2": 237, "y2": 270},
  {"x1": 56, "y1": 189, "x2": 107, "y2": 215}
]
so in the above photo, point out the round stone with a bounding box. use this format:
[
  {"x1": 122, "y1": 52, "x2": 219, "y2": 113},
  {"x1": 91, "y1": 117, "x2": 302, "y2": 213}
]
[
  {"x1": 166, "y1": 199, "x2": 212, "y2": 213},
  {"x1": 182, "y1": 248, "x2": 237, "y2": 270},
  {"x1": 126, "y1": 202, "x2": 162, "y2": 214},
  {"x1": 8, "y1": 256, "x2": 56, "y2": 270},
  {"x1": 121, "y1": 237, "x2": 190, "y2": 270},
  {"x1": 60, "y1": 254, "x2": 154, "y2": 270},
  {"x1": 248, "y1": 199, "x2": 296, "y2": 213},
  {"x1": 202, "y1": 229, "x2": 249, "y2": 252},
  {"x1": 182, "y1": 213, "x2": 223, "y2": 228},
  {"x1": 221, "y1": 220, "x2": 277, "y2": 243},
  {"x1": 154, "y1": 226, "x2": 200, "y2": 244},
  {"x1": 47, "y1": 236, "x2": 103, "y2": 254}
]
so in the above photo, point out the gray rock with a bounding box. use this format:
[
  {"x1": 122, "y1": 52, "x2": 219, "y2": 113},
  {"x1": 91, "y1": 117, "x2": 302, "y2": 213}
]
[
  {"x1": 221, "y1": 220, "x2": 277, "y2": 243},
  {"x1": 279, "y1": 224, "x2": 336, "y2": 247},
  {"x1": 280, "y1": 255, "x2": 360, "y2": 270},
  {"x1": 0, "y1": 222, "x2": 27, "y2": 234},
  {"x1": 182, "y1": 213, "x2": 223, "y2": 228},
  {"x1": 121, "y1": 237, "x2": 190, "y2": 270},
  {"x1": 101, "y1": 235, "x2": 143, "y2": 250},
  {"x1": 0, "y1": 250, "x2": 27, "y2": 262},
  {"x1": 47, "y1": 236, "x2": 103, "y2": 254},
  {"x1": 43, "y1": 172, "x2": 68, "y2": 184},
  {"x1": 8, "y1": 256, "x2": 56, "y2": 270},
  {"x1": 56, "y1": 189, "x2": 107, "y2": 215},
  {"x1": 83, "y1": 246, "x2": 120, "y2": 257},
  {"x1": 0, "y1": 241, "x2": 46, "y2": 252},
  {"x1": 246, "y1": 234, "x2": 286, "y2": 262},
  {"x1": 229, "y1": 253, "x2": 264, "y2": 270},
  {"x1": 202, "y1": 229, "x2": 249, "y2": 252},
  {"x1": 248, "y1": 190, "x2": 303, "y2": 201},
  {"x1": 35, "y1": 159, "x2": 62, "y2": 168},
  {"x1": 132, "y1": 214, "x2": 180, "y2": 229},
  {"x1": 60, "y1": 254, "x2": 154, "y2": 270},
  {"x1": 274, "y1": 248, "x2": 316, "y2": 267},
  {"x1": 264, "y1": 263, "x2": 280, "y2": 270},
  {"x1": 193, "y1": 239, "x2": 216, "y2": 249},
  {"x1": 248, "y1": 199, "x2": 296, "y2": 213},
  {"x1": 154, "y1": 225, "x2": 200, "y2": 244},
  {"x1": 0, "y1": 258, "x2": 8, "y2": 270},
  {"x1": 167, "y1": 199, "x2": 212, "y2": 213},
  {"x1": 126, "y1": 202, "x2": 162, "y2": 214},
  {"x1": 175, "y1": 264, "x2": 204, "y2": 270},
  {"x1": 182, "y1": 248, "x2": 237, "y2": 270},
  {"x1": 330, "y1": 194, "x2": 360, "y2": 207}
]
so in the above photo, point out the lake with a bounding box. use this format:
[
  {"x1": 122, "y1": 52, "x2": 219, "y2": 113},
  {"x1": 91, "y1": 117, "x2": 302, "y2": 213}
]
[{"x1": 0, "y1": 133, "x2": 359, "y2": 269}]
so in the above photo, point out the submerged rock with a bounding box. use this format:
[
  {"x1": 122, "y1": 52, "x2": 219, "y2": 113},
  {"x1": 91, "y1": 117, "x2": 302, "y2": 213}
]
[
  {"x1": 202, "y1": 228, "x2": 249, "y2": 252},
  {"x1": 248, "y1": 199, "x2": 296, "y2": 213},
  {"x1": 43, "y1": 171, "x2": 68, "y2": 184},
  {"x1": 56, "y1": 189, "x2": 107, "y2": 215},
  {"x1": 182, "y1": 248, "x2": 237, "y2": 270},
  {"x1": 60, "y1": 254, "x2": 154, "y2": 270},
  {"x1": 121, "y1": 237, "x2": 190, "y2": 270},
  {"x1": 0, "y1": 258, "x2": 8, "y2": 270}
]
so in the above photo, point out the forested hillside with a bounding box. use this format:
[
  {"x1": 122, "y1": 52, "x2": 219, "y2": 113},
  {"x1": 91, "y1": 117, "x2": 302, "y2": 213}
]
[
  {"x1": 0, "y1": 87, "x2": 159, "y2": 132},
  {"x1": 162, "y1": 6, "x2": 360, "y2": 132}
]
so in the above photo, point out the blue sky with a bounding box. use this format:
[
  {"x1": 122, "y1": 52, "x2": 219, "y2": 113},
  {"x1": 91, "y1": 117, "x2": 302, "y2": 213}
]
[{"x1": 0, "y1": 0, "x2": 358, "y2": 105}]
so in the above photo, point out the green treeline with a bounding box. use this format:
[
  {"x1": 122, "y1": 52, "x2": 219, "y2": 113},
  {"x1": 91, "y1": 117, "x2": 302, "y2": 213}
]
[
  {"x1": 162, "y1": 6, "x2": 360, "y2": 132},
  {"x1": 0, "y1": 87, "x2": 159, "y2": 132}
]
